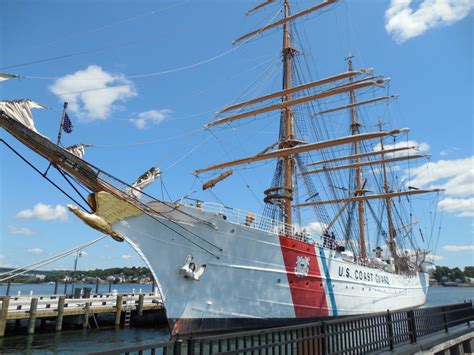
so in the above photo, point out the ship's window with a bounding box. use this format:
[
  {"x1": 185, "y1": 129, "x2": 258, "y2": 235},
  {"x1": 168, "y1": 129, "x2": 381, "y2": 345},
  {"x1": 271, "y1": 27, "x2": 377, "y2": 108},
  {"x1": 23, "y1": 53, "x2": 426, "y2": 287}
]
[
  {"x1": 277, "y1": 279, "x2": 281, "y2": 283},
  {"x1": 230, "y1": 229, "x2": 235, "y2": 233},
  {"x1": 306, "y1": 281, "x2": 309, "y2": 286},
  {"x1": 223, "y1": 215, "x2": 227, "y2": 220}
]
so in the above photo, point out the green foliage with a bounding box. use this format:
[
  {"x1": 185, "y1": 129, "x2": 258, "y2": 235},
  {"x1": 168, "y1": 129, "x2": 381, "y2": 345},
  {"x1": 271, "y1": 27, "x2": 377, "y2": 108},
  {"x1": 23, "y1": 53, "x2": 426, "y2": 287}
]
[
  {"x1": 6, "y1": 267, "x2": 153, "y2": 284},
  {"x1": 431, "y1": 265, "x2": 473, "y2": 282}
]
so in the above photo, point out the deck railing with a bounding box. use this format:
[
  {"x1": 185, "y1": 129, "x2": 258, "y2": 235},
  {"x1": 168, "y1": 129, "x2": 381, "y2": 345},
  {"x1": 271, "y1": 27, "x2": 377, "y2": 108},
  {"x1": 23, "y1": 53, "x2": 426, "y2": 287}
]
[
  {"x1": 89, "y1": 301, "x2": 473, "y2": 355},
  {"x1": 201, "y1": 202, "x2": 298, "y2": 238}
]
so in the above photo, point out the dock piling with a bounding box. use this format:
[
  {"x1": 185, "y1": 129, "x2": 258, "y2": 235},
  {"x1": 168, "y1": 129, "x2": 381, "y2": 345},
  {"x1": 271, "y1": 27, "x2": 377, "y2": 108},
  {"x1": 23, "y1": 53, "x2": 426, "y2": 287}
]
[
  {"x1": 27, "y1": 298, "x2": 38, "y2": 335},
  {"x1": 138, "y1": 294, "x2": 145, "y2": 316},
  {"x1": 6, "y1": 281, "x2": 11, "y2": 296},
  {"x1": 55, "y1": 296, "x2": 65, "y2": 332},
  {"x1": 83, "y1": 302, "x2": 91, "y2": 329},
  {"x1": 0, "y1": 297, "x2": 10, "y2": 337},
  {"x1": 115, "y1": 295, "x2": 123, "y2": 327},
  {"x1": 95, "y1": 278, "x2": 100, "y2": 294},
  {"x1": 54, "y1": 280, "x2": 58, "y2": 295}
]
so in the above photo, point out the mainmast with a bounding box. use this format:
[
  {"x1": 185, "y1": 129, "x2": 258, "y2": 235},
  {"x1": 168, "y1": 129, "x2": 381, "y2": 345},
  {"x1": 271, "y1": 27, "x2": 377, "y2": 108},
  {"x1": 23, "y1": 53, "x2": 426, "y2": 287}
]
[
  {"x1": 378, "y1": 119, "x2": 398, "y2": 263},
  {"x1": 347, "y1": 55, "x2": 367, "y2": 260},
  {"x1": 281, "y1": 0, "x2": 295, "y2": 229}
]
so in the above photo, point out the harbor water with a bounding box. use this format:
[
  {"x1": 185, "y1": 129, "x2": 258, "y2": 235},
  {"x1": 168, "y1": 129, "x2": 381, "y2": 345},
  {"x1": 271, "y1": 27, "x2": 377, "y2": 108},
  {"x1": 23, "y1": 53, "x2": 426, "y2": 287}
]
[{"x1": 0, "y1": 285, "x2": 472, "y2": 354}]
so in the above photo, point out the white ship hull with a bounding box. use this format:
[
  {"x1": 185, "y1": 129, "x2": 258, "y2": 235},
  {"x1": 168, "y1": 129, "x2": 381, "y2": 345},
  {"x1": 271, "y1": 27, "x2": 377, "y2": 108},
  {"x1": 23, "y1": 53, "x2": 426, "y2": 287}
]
[{"x1": 112, "y1": 202, "x2": 429, "y2": 335}]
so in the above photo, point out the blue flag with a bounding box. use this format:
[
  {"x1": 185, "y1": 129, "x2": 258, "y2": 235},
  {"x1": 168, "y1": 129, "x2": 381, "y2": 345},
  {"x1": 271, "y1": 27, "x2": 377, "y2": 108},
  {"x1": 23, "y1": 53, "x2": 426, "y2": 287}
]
[{"x1": 62, "y1": 112, "x2": 73, "y2": 133}]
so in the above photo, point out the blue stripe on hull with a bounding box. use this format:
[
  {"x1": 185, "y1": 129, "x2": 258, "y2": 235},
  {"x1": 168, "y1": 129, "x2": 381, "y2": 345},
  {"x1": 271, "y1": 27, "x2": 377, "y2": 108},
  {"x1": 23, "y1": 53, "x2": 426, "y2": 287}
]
[{"x1": 318, "y1": 246, "x2": 338, "y2": 316}]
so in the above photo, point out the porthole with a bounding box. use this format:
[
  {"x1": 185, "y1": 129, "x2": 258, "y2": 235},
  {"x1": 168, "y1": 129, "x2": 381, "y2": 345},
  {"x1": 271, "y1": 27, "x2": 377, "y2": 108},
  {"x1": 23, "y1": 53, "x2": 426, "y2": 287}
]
[
  {"x1": 223, "y1": 215, "x2": 227, "y2": 220},
  {"x1": 230, "y1": 229, "x2": 235, "y2": 233}
]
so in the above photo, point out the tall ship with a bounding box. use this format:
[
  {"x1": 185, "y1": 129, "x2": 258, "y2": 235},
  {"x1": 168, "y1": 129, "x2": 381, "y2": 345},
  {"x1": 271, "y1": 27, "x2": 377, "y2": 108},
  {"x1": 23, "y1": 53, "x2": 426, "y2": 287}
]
[{"x1": 0, "y1": 0, "x2": 442, "y2": 335}]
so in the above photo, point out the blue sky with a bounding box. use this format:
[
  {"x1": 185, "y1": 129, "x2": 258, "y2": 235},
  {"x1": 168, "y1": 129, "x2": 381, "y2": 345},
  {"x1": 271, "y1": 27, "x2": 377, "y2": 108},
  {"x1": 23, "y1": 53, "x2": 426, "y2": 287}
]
[{"x1": 1, "y1": 0, "x2": 472, "y2": 271}]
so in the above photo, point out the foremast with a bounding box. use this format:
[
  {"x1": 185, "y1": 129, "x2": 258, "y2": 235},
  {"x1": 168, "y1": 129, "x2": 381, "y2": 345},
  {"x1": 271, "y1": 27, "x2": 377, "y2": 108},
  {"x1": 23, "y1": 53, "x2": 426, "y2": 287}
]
[{"x1": 347, "y1": 55, "x2": 367, "y2": 260}]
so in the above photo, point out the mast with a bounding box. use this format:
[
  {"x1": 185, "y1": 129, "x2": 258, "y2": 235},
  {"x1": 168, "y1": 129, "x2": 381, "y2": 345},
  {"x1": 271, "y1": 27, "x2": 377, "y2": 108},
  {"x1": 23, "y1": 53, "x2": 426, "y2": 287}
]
[
  {"x1": 347, "y1": 55, "x2": 367, "y2": 260},
  {"x1": 378, "y1": 119, "x2": 398, "y2": 263},
  {"x1": 281, "y1": 0, "x2": 295, "y2": 229}
]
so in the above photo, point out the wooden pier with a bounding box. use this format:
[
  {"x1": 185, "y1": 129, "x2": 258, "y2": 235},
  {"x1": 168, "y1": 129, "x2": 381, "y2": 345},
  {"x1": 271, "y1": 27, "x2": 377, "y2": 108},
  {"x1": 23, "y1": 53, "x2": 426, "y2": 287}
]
[{"x1": 0, "y1": 292, "x2": 162, "y2": 336}]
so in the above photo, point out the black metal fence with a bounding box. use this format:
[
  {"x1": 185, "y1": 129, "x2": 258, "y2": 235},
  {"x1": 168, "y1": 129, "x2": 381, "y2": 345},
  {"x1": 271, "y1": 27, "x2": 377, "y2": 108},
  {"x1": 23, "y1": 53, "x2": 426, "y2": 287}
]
[{"x1": 90, "y1": 301, "x2": 473, "y2": 355}]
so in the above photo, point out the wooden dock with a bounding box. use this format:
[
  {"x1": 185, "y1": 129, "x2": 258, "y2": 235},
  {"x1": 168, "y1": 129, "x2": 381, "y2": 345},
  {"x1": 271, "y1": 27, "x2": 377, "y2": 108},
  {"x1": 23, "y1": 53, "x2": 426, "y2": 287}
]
[{"x1": 0, "y1": 292, "x2": 163, "y2": 336}]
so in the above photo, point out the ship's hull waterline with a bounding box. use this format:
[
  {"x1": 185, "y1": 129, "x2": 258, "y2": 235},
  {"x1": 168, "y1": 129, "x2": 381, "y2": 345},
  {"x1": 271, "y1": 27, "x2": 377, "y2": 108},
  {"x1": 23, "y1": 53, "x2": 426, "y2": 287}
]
[{"x1": 112, "y1": 203, "x2": 429, "y2": 335}]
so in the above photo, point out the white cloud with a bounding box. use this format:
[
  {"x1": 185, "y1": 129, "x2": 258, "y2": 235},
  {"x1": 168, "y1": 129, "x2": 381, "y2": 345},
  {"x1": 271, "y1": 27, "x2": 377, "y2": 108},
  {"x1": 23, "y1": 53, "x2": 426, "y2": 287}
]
[
  {"x1": 440, "y1": 147, "x2": 460, "y2": 157},
  {"x1": 426, "y1": 254, "x2": 445, "y2": 261},
  {"x1": 0, "y1": 255, "x2": 5, "y2": 260},
  {"x1": 385, "y1": 0, "x2": 474, "y2": 43},
  {"x1": 50, "y1": 65, "x2": 136, "y2": 120},
  {"x1": 8, "y1": 225, "x2": 34, "y2": 236},
  {"x1": 409, "y1": 156, "x2": 474, "y2": 196},
  {"x1": 122, "y1": 254, "x2": 133, "y2": 260},
  {"x1": 28, "y1": 248, "x2": 44, "y2": 254},
  {"x1": 438, "y1": 198, "x2": 474, "y2": 217},
  {"x1": 129, "y1": 109, "x2": 171, "y2": 129},
  {"x1": 373, "y1": 139, "x2": 430, "y2": 157},
  {"x1": 305, "y1": 222, "x2": 328, "y2": 236},
  {"x1": 17, "y1": 203, "x2": 68, "y2": 221},
  {"x1": 442, "y1": 244, "x2": 474, "y2": 252}
]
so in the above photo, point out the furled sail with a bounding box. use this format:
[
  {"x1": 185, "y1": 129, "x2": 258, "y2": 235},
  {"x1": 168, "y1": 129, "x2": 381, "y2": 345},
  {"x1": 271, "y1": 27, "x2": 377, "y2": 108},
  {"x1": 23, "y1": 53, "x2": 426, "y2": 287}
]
[
  {"x1": 0, "y1": 73, "x2": 19, "y2": 82},
  {"x1": 0, "y1": 99, "x2": 48, "y2": 133},
  {"x1": 126, "y1": 167, "x2": 161, "y2": 199},
  {"x1": 65, "y1": 144, "x2": 93, "y2": 159},
  {"x1": 202, "y1": 170, "x2": 233, "y2": 190}
]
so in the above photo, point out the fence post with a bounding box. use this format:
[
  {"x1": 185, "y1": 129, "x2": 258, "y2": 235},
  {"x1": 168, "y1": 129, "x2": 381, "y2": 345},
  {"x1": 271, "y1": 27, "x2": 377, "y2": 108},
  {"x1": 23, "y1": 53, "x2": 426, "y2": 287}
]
[
  {"x1": 173, "y1": 338, "x2": 182, "y2": 355},
  {"x1": 407, "y1": 310, "x2": 417, "y2": 343},
  {"x1": 187, "y1": 337, "x2": 195, "y2": 355},
  {"x1": 466, "y1": 300, "x2": 472, "y2": 326},
  {"x1": 321, "y1": 321, "x2": 327, "y2": 354},
  {"x1": 386, "y1": 310, "x2": 394, "y2": 351},
  {"x1": 441, "y1": 306, "x2": 448, "y2": 333}
]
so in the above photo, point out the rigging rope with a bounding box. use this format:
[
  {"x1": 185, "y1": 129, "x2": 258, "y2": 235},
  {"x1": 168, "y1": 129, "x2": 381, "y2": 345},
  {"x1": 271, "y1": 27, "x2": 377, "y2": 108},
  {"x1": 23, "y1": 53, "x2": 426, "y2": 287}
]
[
  {"x1": 0, "y1": 236, "x2": 107, "y2": 282},
  {"x1": 14, "y1": 5, "x2": 284, "y2": 98},
  {"x1": 0, "y1": 1, "x2": 190, "y2": 71}
]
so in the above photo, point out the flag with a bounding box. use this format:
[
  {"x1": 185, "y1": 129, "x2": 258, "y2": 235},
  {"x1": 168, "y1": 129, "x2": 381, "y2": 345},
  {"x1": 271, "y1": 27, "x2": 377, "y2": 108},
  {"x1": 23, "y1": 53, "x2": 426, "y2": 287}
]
[{"x1": 62, "y1": 112, "x2": 73, "y2": 133}]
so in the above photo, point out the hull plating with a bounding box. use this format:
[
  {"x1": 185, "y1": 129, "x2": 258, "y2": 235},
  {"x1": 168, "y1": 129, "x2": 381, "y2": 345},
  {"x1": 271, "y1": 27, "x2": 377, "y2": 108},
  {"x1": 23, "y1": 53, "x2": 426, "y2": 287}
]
[{"x1": 112, "y1": 205, "x2": 429, "y2": 335}]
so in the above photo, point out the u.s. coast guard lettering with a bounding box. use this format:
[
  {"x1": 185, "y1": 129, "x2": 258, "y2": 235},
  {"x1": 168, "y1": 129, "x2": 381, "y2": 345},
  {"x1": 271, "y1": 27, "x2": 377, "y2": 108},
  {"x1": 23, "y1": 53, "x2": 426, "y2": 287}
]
[{"x1": 338, "y1": 266, "x2": 390, "y2": 285}]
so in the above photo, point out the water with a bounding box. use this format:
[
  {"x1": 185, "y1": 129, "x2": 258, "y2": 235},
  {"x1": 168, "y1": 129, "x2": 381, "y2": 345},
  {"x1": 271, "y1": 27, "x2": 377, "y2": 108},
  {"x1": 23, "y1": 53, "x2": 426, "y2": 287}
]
[
  {"x1": 0, "y1": 285, "x2": 471, "y2": 354},
  {"x1": 0, "y1": 327, "x2": 170, "y2": 354}
]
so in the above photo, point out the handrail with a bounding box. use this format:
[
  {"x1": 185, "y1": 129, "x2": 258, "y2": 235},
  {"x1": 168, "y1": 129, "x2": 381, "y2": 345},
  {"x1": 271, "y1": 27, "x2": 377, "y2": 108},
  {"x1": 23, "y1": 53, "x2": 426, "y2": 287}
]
[{"x1": 88, "y1": 301, "x2": 473, "y2": 355}]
